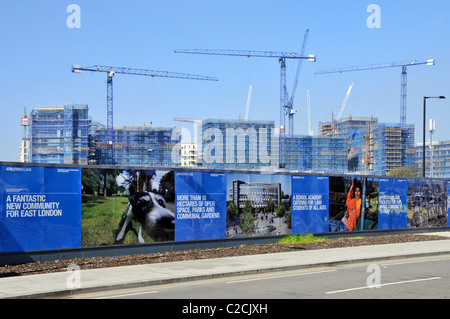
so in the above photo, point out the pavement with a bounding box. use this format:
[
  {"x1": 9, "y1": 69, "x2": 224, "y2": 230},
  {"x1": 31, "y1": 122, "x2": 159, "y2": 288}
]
[{"x1": 2, "y1": 232, "x2": 450, "y2": 299}]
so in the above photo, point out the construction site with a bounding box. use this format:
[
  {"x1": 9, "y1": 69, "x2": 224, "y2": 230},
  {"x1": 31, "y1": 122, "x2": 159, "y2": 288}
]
[
  {"x1": 19, "y1": 102, "x2": 426, "y2": 177},
  {"x1": 16, "y1": 32, "x2": 447, "y2": 177},
  {"x1": 318, "y1": 115, "x2": 416, "y2": 176}
]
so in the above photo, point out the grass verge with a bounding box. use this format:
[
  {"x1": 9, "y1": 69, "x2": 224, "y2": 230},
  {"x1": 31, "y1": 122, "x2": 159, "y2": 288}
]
[{"x1": 277, "y1": 233, "x2": 328, "y2": 244}]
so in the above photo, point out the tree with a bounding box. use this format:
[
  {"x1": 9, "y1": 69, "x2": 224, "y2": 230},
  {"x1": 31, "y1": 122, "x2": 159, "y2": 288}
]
[
  {"x1": 158, "y1": 171, "x2": 175, "y2": 201},
  {"x1": 285, "y1": 209, "x2": 292, "y2": 229},
  {"x1": 104, "y1": 169, "x2": 121, "y2": 196},
  {"x1": 275, "y1": 203, "x2": 286, "y2": 218},
  {"x1": 226, "y1": 201, "x2": 238, "y2": 221},
  {"x1": 386, "y1": 166, "x2": 418, "y2": 178},
  {"x1": 120, "y1": 169, "x2": 156, "y2": 194},
  {"x1": 265, "y1": 199, "x2": 275, "y2": 213},
  {"x1": 240, "y1": 200, "x2": 255, "y2": 236},
  {"x1": 81, "y1": 168, "x2": 102, "y2": 196}
]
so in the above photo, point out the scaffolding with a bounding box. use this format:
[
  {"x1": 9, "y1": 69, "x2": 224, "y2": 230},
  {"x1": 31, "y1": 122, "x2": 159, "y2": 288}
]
[
  {"x1": 197, "y1": 119, "x2": 276, "y2": 169},
  {"x1": 31, "y1": 105, "x2": 89, "y2": 165},
  {"x1": 88, "y1": 123, "x2": 179, "y2": 167},
  {"x1": 285, "y1": 136, "x2": 311, "y2": 171},
  {"x1": 318, "y1": 121, "x2": 333, "y2": 136},
  {"x1": 284, "y1": 135, "x2": 347, "y2": 173},
  {"x1": 373, "y1": 123, "x2": 415, "y2": 175},
  {"x1": 415, "y1": 140, "x2": 450, "y2": 178},
  {"x1": 30, "y1": 106, "x2": 180, "y2": 167},
  {"x1": 197, "y1": 118, "x2": 347, "y2": 173},
  {"x1": 28, "y1": 107, "x2": 420, "y2": 176},
  {"x1": 335, "y1": 116, "x2": 378, "y2": 173},
  {"x1": 311, "y1": 136, "x2": 348, "y2": 173}
]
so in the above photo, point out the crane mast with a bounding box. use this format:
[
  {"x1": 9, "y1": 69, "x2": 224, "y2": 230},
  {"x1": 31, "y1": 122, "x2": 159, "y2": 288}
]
[
  {"x1": 287, "y1": 29, "x2": 309, "y2": 137},
  {"x1": 306, "y1": 89, "x2": 313, "y2": 136},
  {"x1": 244, "y1": 85, "x2": 252, "y2": 121},
  {"x1": 336, "y1": 82, "x2": 355, "y2": 121},
  {"x1": 175, "y1": 35, "x2": 316, "y2": 167}
]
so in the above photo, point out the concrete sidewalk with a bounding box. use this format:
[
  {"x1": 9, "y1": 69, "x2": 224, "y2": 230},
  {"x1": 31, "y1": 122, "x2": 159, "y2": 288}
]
[{"x1": 2, "y1": 235, "x2": 450, "y2": 299}]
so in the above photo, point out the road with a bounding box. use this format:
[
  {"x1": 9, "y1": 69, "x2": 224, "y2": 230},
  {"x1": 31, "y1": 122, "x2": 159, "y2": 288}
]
[{"x1": 71, "y1": 254, "x2": 450, "y2": 300}]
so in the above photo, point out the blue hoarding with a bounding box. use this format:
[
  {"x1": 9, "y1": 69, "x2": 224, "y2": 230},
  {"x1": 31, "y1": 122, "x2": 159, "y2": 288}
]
[
  {"x1": 175, "y1": 171, "x2": 226, "y2": 241},
  {"x1": 291, "y1": 175, "x2": 329, "y2": 234},
  {"x1": 0, "y1": 166, "x2": 81, "y2": 253},
  {"x1": 448, "y1": 181, "x2": 450, "y2": 227},
  {"x1": 1, "y1": 162, "x2": 450, "y2": 254},
  {"x1": 378, "y1": 178, "x2": 407, "y2": 229}
]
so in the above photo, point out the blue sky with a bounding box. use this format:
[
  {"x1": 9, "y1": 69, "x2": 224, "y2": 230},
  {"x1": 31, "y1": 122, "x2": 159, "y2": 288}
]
[{"x1": 1, "y1": 1, "x2": 449, "y2": 162}]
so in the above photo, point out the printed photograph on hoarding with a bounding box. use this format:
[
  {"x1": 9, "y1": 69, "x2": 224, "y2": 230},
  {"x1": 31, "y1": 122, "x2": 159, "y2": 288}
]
[
  {"x1": 226, "y1": 173, "x2": 291, "y2": 238},
  {"x1": 81, "y1": 168, "x2": 175, "y2": 246},
  {"x1": 328, "y1": 176, "x2": 376, "y2": 232},
  {"x1": 407, "y1": 179, "x2": 447, "y2": 228},
  {"x1": 363, "y1": 178, "x2": 379, "y2": 230}
]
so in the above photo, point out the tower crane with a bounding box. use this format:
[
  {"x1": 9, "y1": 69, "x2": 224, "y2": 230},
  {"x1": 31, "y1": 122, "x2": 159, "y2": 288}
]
[
  {"x1": 315, "y1": 59, "x2": 435, "y2": 126},
  {"x1": 72, "y1": 65, "x2": 217, "y2": 164},
  {"x1": 244, "y1": 85, "x2": 252, "y2": 121},
  {"x1": 336, "y1": 82, "x2": 354, "y2": 121},
  {"x1": 306, "y1": 89, "x2": 313, "y2": 136},
  {"x1": 175, "y1": 33, "x2": 316, "y2": 167},
  {"x1": 287, "y1": 29, "x2": 309, "y2": 137}
]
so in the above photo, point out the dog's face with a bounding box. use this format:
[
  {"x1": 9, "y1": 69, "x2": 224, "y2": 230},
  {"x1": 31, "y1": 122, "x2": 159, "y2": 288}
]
[{"x1": 129, "y1": 192, "x2": 175, "y2": 242}]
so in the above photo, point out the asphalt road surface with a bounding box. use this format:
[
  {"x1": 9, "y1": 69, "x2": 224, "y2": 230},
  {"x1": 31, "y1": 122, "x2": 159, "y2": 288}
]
[{"x1": 71, "y1": 254, "x2": 450, "y2": 300}]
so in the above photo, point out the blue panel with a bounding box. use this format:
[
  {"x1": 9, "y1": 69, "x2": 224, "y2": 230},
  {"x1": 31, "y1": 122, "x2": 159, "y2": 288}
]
[
  {"x1": 175, "y1": 171, "x2": 202, "y2": 241},
  {"x1": 0, "y1": 165, "x2": 81, "y2": 253},
  {"x1": 378, "y1": 178, "x2": 407, "y2": 229},
  {"x1": 1, "y1": 166, "x2": 45, "y2": 252},
  {"x1": 291, "y1": 175, "x2": 329, "y2": 234},
  {"x1": 199, "y1": 172, "x2": 226, "y2": 240},
  {"x1": 448, "y1": 182, "x2": 450, "y2": 227},
  {"x1": 175, "y1": 171, "x2": 226, "y2": 241},
  {"x1": 42, "y1": 167, "x2": 81, "y2": 250}
]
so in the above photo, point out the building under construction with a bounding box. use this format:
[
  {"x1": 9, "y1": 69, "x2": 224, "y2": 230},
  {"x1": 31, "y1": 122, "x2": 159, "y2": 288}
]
[
  {"x1": 87, "y1": 121, "x2": 179, "y2": 167},
  {"x1": 196, "y1": 118, "x2": 348, "y2": 173},
  {"x1": 28, "y1": 105, "x2": 178, "y2": 167},
  {"x1": 26, "y1": 106, "x2": 419, "y2": 176},
  {"x1": 373, "y1": 123, "x2": 415, "y2": 175},
  {"x1": 415, "y1": 140, "x2": 450, "y2": 178},
  {"x1": 197, "y1": 119, "x2": 277, "y2": 170},
  {"x1": 30, "y1": 105, "x2": 90, "y2": 165},
  {"x1": 284, "y1": 135, "x2": 347, "y2": 173},
  {"x1": 319, "y1": 115, "x2": 416, "y2": 175}
]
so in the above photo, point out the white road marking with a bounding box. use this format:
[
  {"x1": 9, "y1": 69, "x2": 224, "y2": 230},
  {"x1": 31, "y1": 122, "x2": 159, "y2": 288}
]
[
  {"x1": 227, "y1": 269, "x2": 337, "y2": 284},
  {"x1": 325, "y1": 277, "x2": 442, "y2": 295},
  {"x1": 94, "y1": 290, "x2": 158, "y2": 299},
  {"x1": 381, "y1": 257, "x2": 450, "y2": 267}
]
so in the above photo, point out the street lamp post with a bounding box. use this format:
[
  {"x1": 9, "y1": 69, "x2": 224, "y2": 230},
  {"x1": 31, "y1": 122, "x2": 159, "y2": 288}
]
[{"x1": 423, "y1": 96, "x2": 446, "y2": 177}]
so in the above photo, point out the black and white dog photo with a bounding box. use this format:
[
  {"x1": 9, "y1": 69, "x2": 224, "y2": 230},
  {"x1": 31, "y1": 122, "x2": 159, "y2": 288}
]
[{"x1": 114, "y1": 191, "x2": 175, "y2": 244}]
